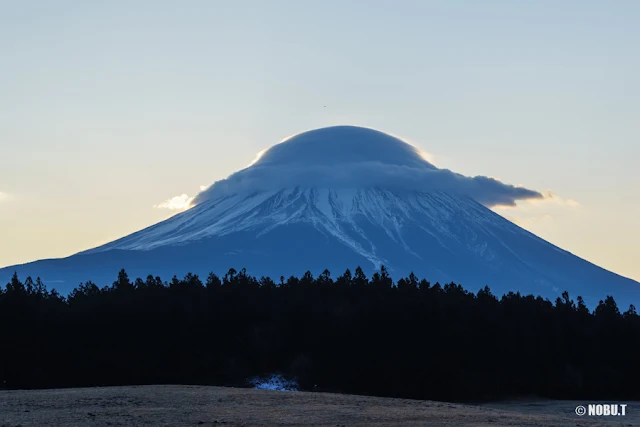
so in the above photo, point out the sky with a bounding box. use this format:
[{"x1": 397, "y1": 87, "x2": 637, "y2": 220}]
[{"x1": 1, "y1": 0, "x2": 638, "y2": 281}]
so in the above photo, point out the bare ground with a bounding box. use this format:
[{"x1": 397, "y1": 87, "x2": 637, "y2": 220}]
[{"x1": 0, "y1": 385, "x2": 637, "y2": 427}]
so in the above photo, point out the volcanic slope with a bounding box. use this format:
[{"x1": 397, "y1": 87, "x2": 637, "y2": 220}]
[{"x1": 2, "y1": 126, "x2": 638, "y2": 307}]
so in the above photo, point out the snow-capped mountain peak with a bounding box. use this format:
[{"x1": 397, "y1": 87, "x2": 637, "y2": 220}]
[{"x1": 2, "y1": 126, "x2": 638, "y2": 308}]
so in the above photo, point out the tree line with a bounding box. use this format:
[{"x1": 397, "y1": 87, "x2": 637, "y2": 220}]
[{"x1": 1, "y1": 266, "x2": 638, "y2": 402}]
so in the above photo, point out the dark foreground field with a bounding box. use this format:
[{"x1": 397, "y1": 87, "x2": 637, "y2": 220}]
[{"x1": 1, "y1": 385, "x2": 637, "y2": 427}]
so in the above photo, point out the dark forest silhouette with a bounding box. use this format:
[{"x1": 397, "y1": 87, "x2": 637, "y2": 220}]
[{"x1": 1, "y1": 266, "x2": 638, "y2": 402}]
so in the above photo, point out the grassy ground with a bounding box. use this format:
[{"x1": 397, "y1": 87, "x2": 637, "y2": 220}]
[{"x1": 1, "y1": 385, "x2": 636, "y2": 426}]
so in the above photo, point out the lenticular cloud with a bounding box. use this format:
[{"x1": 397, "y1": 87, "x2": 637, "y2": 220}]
[{"x1": 194, "y1": 126, "x2": 544, "y2": 208}]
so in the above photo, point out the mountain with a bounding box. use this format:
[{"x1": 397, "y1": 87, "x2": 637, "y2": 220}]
[{"x1": 1, "y1": 126, "x2": 638, "y2": 308}]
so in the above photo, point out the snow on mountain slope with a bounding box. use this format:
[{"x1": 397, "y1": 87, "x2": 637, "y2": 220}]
[
  {"x1": 87, "y1": 189, "x2": 511, "y2": 258},
  {"x1": 1, "y1": 126, "x2": 638, "y2": 308}
]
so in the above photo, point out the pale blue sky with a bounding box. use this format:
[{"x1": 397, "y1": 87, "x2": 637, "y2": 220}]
[{"x1": 1, "y1": 1, "x2": 639, "y2": 280}]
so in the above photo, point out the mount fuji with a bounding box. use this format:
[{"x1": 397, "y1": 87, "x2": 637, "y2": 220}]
[{"x1": 2, "y1": 126, "x2": 638, "y2": 307}]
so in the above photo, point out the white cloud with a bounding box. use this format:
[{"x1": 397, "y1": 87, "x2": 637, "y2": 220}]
[
  {"x1": 154, "y1": 194, "x2": 194, "y2": 211},
  {"x1": 0, "y1": 192, "x2": 10, "y2": 202},
  {"x1": 154, "y1": 184, "x2": 210, "y2": 211},
  {"x1": 248, "y1": 148, "x2": 269, "y2": 167}
]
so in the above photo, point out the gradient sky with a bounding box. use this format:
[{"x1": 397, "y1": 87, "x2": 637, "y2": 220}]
[{"x1": 1, "y1": 1, "x2": 638, "y2": 281}]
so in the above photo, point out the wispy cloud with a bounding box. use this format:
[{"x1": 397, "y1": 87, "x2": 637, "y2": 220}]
[
  {"x1": 0, "y1": 192, "x2": 11, "y2": 202},
  {"x1": 154, "y1": 194, "x2": 194, "y2": 211},
  {"x1": 540, "y1": 191, "x2": 581, "y2": 207},
  {"x1": 498, "y1": 191, "x2": 582, "y2": 209},
  {"x1": 154, "y1": 185, "x2": 209, "y2": 211}
]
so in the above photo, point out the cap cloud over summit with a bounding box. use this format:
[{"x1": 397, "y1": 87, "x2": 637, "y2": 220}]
[{"x1": 194, "y1": 126, "x2": 544, "y2": 208}]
